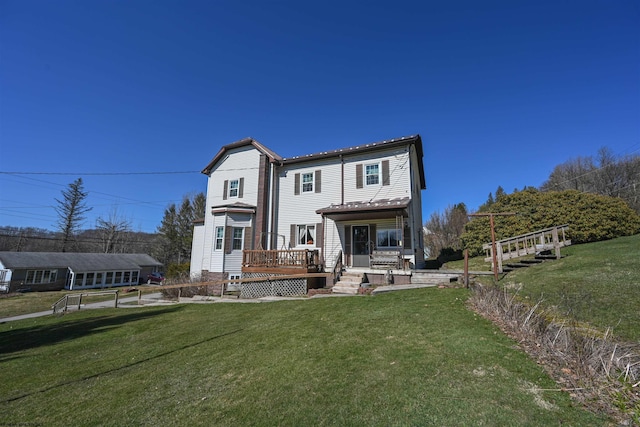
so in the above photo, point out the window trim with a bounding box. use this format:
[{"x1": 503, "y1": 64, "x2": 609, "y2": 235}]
[
  {"x1": 301, "y1": 172, "x2": 314, "y2": 193},
  {"x1": 297, "y1": 224, "x2": 316, "y2": 246},
  {"x1": 376, "y1": 228, "x2": 400, "y2": 248},
  {"x1": 365, "y1": 162, "x2": 380, "y2": 186},
  {"x1": 215, "y1": 226, "x2": 224, "y2": 251},
  {"x1": 232, "y1": 227, "x2": 243, "y2": 251},
  {"x1": 229, "y1": 179, "x2": 239, "y2": 198},
  {"x1": 25, "y1": 269, "x2": 58, "y2": 284}
]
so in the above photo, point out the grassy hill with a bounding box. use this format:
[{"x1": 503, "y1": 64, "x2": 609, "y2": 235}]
[
  {"x1": 447, "y1": 234, "x2": 639, "y2": 342},
  {"x1": 0, "y1": 288, "x2": 604, "y2": 426}
]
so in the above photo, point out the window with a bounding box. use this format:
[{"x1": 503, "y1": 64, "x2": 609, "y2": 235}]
[
  {"x1": 95, "y1": 272, "x2": 103, "y2": 286},
  {"x1": 377, "y1": 229, "x2": 399, "y2": 247},
  {"x1": 232, "y1": 227, "x2": 243, "y2": 250},
  {"x1": 75, "y1": 273, "x2": 84, "y2": 287},
  {"x1": 132, "y1": 271, "x2": 139, "y2": 283},
  {"x1": 115, "y1": 271, "x2": 122, "y2": 283},
  {"x1": 294, "y1": 170, "x2": 321, "y2": 195},
  {"x1": 229, "y1": 179, "x2": 239, "y2": 198},
  {"x1": 302, "y1": 172, "x2": 313, "y2": 192},
  {"x1": 106, "y1": 272, "x2": 113, "y2": 285},
  {"x1": 215, "y1": 226, "x2": 224, "y2": 250},
  {"x1": 25, "y1": 269, "x2": 58, "y2": 284},
  {"x1": 297, "y1": 224, "x2": 315, "y2": 245},
  {"x1": 124, "y1": 271, "x2": 131, "y2": 283},
  {"x1": 365, "y1": 163, "x2": 380, "y2": 186}
]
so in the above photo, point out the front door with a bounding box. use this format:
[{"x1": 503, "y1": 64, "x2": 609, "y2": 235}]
[{"x1": 352, "y1": 225, "x2": 370, "y2": 267}]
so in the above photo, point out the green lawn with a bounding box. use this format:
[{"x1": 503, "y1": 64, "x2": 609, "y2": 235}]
[
  {"x1": 1, "y1": 288, "x2": 604, "y2": 426},
  {"x1": 0, "y1": 287, "x2": 141, "y2": 319},
  {"x1": 446, "y1": 234, "x2": 640, "y2": 342},
  {"x1": 503, "y1": 234, "x2": 640, "y2": 342}
]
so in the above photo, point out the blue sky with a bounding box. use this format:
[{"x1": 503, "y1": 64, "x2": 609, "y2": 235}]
[{"x1": 1, "y1": 0, "x2": 638, "y2": 233}]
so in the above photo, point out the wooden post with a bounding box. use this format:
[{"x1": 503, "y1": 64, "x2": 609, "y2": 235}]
[
  {"x1": 463, "y1": 249, "x2": 469, "y2": 288},
  {"x1": 138, "y1": 289, "x2": 142, "y2": 305},
  {"x1": 114, "y1": 291, "x2": 119, "y2": 308},
  {"x1": 552, "y1": 226, "x2": 561, "y2": 259},
  {"x1": 469, "y1": 212, "x2": 517, "y2": 282},
  {"x1": 77, "y1": 294, "x2": 82, "y2": 311}
]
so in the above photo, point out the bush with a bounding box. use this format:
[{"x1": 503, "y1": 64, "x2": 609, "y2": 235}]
[
  {"x1": 462, "y1": 189, "x2": 640, "y2": 255},
  {"x1": 166, "y1": 262, "x2": 190, "y2": 280}
]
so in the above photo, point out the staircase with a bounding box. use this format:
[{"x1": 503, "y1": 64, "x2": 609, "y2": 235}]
[
  {"x1": 332, "y1": 271, "x2": 365, "y2": 294},
  {"x1": 483, "y1": 225, "x2": 571, "y2": 273}
]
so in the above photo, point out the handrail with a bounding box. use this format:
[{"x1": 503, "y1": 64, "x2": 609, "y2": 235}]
[
  {"x1": 51, "y1": 290, "x2": 119, "y2": 315},
  {"x1": 484, "y1": 225, "x2": 570, "y2": 247},
  {"x1": 331, "y1": 250, "x2": 343, "y2": 285}
]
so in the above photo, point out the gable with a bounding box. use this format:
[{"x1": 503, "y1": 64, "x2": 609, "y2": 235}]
[{"x1": 201, "y1": 137, "x2": 282, "y2": 175}]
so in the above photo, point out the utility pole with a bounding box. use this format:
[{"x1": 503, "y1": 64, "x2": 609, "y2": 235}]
[{"x1": 468, "y1": 212, "x2": 516, "y2": 281}]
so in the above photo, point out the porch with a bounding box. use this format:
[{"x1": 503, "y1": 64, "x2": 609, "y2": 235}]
[{"x1": 242, "y1": 249, "x2": 322, "y2": 274}]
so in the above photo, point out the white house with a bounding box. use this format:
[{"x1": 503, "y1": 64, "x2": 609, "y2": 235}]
[{"x1": 190, "y1": 134, "x2": 426, "y2": 283}]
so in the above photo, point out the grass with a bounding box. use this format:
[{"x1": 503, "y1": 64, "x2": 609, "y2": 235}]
[
  {"x1": 504, "y1": 234, "x2": 640, "y2": 342},
  {"x1": 0, "y1": 287, "x2": 141, "y2": 319},
  {"x1": 447, "y1": 234, "x2": 640, "y2": 342},
  {"x1": 0, "y1": 288, "x2": 604, "y2": 426}
]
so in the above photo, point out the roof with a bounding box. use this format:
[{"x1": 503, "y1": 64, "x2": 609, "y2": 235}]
[
  {"x1": 283, "y1": 134, "x2": 426, "y2": 190},
  {"x1": 0, "y1": 252, "x2": 162, "y2": 272},
  {"x1": 316, "y1": 197, "x2": 411, "y2": 220},
  {"x1": 201, "y1": 137, "x2": 283, "y2": 175},
  {"x1": 210, "y1": 202, "x2": 256, "y2": 214}
]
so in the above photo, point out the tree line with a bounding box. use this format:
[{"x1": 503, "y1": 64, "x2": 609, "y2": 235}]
[
  {"x1": 424, "y1": 147, "x2": 640, "y2": 260},
  {"x1": 0, "y1": 177, "x2": 206, "y2": 275}
]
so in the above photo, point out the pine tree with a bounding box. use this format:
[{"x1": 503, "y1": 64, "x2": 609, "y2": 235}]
[{"x1": 55, "y1": 178, "x2": 92, "y2": 252}]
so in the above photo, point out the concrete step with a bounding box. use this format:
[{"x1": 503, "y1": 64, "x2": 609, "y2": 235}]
[
  {"x1": 332, "y1": 284, "x2": 360, "y2": 295},
  {"x1": 338, "y1": 276, "x2": 363, "y2": 284}
]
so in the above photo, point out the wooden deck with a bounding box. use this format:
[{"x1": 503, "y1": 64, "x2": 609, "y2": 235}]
[
  {"x1": 242, "y1": 249, "x2": 322, "y2": 273},
  {"x1": 483, "y1": 225, "x2": 571, "y2": 273}
]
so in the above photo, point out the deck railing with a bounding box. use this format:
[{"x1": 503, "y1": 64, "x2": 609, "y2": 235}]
[{"x1": 242, "y1": 249, "x2": 321, "y2": 271}]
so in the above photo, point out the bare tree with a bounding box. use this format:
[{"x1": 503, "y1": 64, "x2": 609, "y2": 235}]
[
  {"x1": 424, "y1": 203, "x2": 469, "y2": 259},
  {"x1": 95, "y1": 208, "x2": 132, "y2": 253},
  {"x1": 55, "y1": 178, "x2": 92, "y2": 252},
  {"x1": 541, "y1": 147, "x2": 640, "y2": 213}
]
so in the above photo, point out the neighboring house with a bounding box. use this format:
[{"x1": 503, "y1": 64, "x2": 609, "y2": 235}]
[
  {"x1": 190, "y1": 134, "x2": 426, "y2": 282},
  {"x1": 0, "y1": 252, "x2": 163, "y2": 292}
]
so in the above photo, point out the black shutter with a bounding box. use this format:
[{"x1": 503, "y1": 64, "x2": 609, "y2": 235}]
[
  {"x1": 223, "y1": 180, "x2": 228, "y2": 200},
  {"x1": 344, "y1": 225, "x2": 351, "y2": 254},
  {"x1": 290, "y1": 224, "x2": 297, "y2": 247},
  {"x1": 238, "y1": 178, "x2": 244, "y2": 198},
  {"x1": 370, "y1": 224, "x2": 377, "y2": 249},
  {"x1": 244, "y1": 226, "x2": 252, "y2": 250},
  {"x1": 355, "y1": 164, "x2": 363, "y2": 189},
  {"x1": 316, "y1": 222, "x2": 323, "y2": 248},
  {"x1": 315, "y1": 170, "x2": 321, "y2": 193},
  {"x1": 225, "y1": 226, "x2": 232, "y2": 254},
  {"x1": 382, "y1": 160, "x2": 390, "y2": 186},
  {"x1": 294, "y1": 173, "x2": 300, "y2": 195}
]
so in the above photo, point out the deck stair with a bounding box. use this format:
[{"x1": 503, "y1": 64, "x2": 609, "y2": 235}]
[
  {"x1": 332, "y1": 271, "x2": 365, "y2": 294},
  {"x1": 483, "y1": 225, "x2": 571, "y2": 273}
]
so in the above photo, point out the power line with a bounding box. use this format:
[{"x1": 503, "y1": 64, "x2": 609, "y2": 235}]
[{"x1": 0, "y1": 171, "x2": 200, "y2": 176}]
